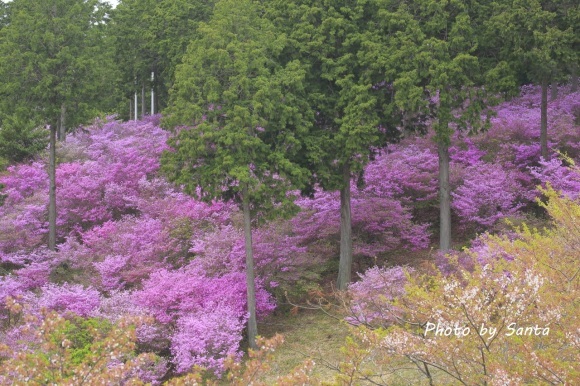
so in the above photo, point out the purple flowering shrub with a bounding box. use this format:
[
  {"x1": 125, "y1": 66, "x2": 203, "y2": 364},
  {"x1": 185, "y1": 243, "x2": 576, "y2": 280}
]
[
  {"x1": 291, "y1": 187, "x2": 430, "y2": 262},
  {"x1": 451, "y1": 162, "x2": 525, "y2": 229},
  {"x1": 0, "y1": 162, "x2": 48, "y2": 205},
  {"x1": 56, "y1": 117, "x2": 169, "y2": 234},
  {"x1": 448, "y1": 86, "x2": 579, "y2": 228},
  {"x1": 530, "y1": 158, "x2": 580, "y2": 200},
  {"x1": 133, "y1": 262, "x2": 275, "y2": 325},
  {"x1": 32, "y1": 283, "x2": 101, "y2": 317},
  {"x1": 0, "y1": 189, "x2": 48, "y2": 256},
  {"x1": 171, "y1": 305, "x2": 246, "y2": 374},
  {"x1": 364, "y1": 145, "x2": 439, "y2": 205},
  {"x1": 346, "y1": 266, "x2": 413, "y2": 327},
  {"x1": 434, "y1": 232, "x2": 518, "y2": 276},
  {"x1": 133, "y1": 261, "x2": 275, "y2": 374}
]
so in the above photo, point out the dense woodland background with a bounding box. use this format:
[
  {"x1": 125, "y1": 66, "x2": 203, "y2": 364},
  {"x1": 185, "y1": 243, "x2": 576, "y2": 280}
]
[{"x1": 0, "y1": 0, "x2": 578, "y2": 384}]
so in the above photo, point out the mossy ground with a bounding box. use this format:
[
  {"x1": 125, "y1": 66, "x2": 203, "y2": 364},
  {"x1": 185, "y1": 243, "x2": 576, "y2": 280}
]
[{"x1": 257, "y1": 308, "x2": 351, "y2": 383}]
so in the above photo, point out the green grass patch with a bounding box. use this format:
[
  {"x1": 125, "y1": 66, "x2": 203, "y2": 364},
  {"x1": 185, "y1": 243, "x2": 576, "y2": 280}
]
[{"x1": 257, "y1": 308, "x2": 350, "y2": 383}]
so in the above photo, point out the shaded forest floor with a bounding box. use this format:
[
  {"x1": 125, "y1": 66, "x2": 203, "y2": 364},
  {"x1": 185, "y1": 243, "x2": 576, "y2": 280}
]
[
  {"x1": 241, "y1": 247, "x2": 441, "y2": 384},
  {"x1": 258, "y1": 309, "x2": 351, "y2": 383}
]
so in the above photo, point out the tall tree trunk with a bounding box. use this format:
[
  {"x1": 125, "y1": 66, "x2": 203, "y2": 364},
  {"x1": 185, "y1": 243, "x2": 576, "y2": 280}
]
[
  {"x1": 151, "y1": 72, "x2": 155, "y2": 115},
  {"x1": 541, "y1": 79, "x2": 549, "y2": 160},
  {"x1": 571, "y1": 65, "x2": 578, "y2": 93},
  {"x1": 48, "y1": 124, "x2": 57, "y2": 251},
  {"x1": 242, "y1": 184, "x2": 258, "y2": 350},
  {"x1": 438, "y1": 142, "x2": 451, "y2": 252},
  {"x1": 337, "y1": 164, "x2": 353, "y2": 290},
  {"x1": 58, "y1": 104, "x2": 66, "y2": 142},
  {"x1": 142, "y1": 83, "x2": 146, "y2": 118}
]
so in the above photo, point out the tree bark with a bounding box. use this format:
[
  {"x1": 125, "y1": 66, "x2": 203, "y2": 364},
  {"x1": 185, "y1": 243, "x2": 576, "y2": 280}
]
[
  {"x1": 438, "y1": 142, "x2": 451, "y2": 252},
  {"x1": 57, "y1": 104, "x2": 66, "y2": 142},
  {"x1": 242, "y1": 184, "x2": 258, "y2": 350},
  {"x1": 337, "y1": 164, "x2": 353, "y2": 290},
  {"x1": 541, "y1": 79, "x2": 549, "y2": 160},
  {"x1": 48, "y1": 124, "x2": 57, "y2": 251}
]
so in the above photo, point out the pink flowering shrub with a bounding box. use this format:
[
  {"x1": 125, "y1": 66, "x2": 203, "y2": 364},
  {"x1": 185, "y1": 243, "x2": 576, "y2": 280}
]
[
  {"x1": 0, "y1": 190, "x2": 48, "y2": 256},
  {"x1": 0, "y1": 162, "x2": 47, "y2": 206},
  {"x1": 530, "y1": 158, "x2": 580, "y2": 200},
  {"x1": 0, "y1": 84, "x2": 577, "y2": 381},
  {"x1": 0, "y1": 116, "x2": 273, "y2": 377},
  {"x1": 190, "y1": 222, "x2": 320, "y2": 294},
  {"x1": 435, "y1": 232, "x2": 517, "y2": 276},
  {"x1": 56, "y1": 117, "x2": 169, "y2": 234},
  {"x1": 449, "y1": 138, "x2": 487, "y2": 166},
  {"x1": 346, "y1": 266, "x2": 413, "y2": 327},
  {"x1": 477, "y1": 86, "x2": 579, "y2": 161},
  {"x1": 0, "y1": 277, "x2": 25, "y2": 321},
  {"x1": 451, "y1": 162, "x2": 525, "y2": 228},
  {"x1": 80, "y1": 217, "x2": 175, "y2": 290},
  {"x1": 32, "y1": 283, "x2": 101, "y2": 317},
  {"x1": 133, "y1": 261, "x2": 275, "y2": 374},
  {"x1": 337, "y1": 188, "x2": 579, "y2": 385},
  {"x1": 171, "y1": 305, "x2": 245, "y2": 374},
  {"x1": 364, "y1": 145, "x2": 438, "y2": 205},
  {"x1": 133, "y1": 262, "x2": 275, "y2": 324},
  {"x1": 292, "y1": 187, "x2": 430, "y2": 261}
]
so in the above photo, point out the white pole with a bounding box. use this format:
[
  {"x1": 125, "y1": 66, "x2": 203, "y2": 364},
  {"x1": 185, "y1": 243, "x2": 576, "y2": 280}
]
[
  {"x1": 151, "y1": 72, "x2": 155, "y2": 115},
  {"x1": 134, "y1": 91, "x2": 138, "y2": 121}
]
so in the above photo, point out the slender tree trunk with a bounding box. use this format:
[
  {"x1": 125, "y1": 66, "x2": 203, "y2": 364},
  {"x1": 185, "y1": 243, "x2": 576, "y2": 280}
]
[
  {"x1": 242, "y1": 184, "x2": 258, "y2": 350},
  {"x1": 151, "y1": 71, "x2": 155, "y2": 115},
  {"x1": 58, "y1": 104, "x2": 66, "y2": 142},
  {"x1": 438, "y1": 142, "x2": 451, "y2": 252},
  {"x1": 541, "y1": 79, "x2": 549, "y2": 160},
  {"x1": 56, "y1": 115, "x2": 62, "y2": 142},
  {"x1": 550, "y1": 80, "x2": 558, "y2": 101},
  {"x1": 337, "y1": 164, "x2": 353, "y2": 290},
  {"x1": 48, "y1": 124, "x2": 57, "y2": 251},
  {"x1": 142, "y1": 83, "x2": 146, "y2": 118}
]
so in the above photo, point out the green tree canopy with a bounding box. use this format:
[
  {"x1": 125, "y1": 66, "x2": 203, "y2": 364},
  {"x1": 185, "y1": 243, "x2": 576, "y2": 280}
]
[
  {"x1": 0, "y1": 2, "x2": 9, "y2": 29},
  {"x1": 110, "y1": 0, "x2": 215, "y2": 117},
  {"x1": 265, "y1": 0, "x2": 403, "y2": 289},
  {"x1": 484, "y1": 0, "x2": 578, "y2": 159},
  {"x1": 161, "y1": 0, "x2": 312, "y2": 348},
  {"x1": 367, "y1": 0, "x2": 504, "y2": 251},
  {"x1": 0, "y1": 0, "x2": 118, "y2": 157}
]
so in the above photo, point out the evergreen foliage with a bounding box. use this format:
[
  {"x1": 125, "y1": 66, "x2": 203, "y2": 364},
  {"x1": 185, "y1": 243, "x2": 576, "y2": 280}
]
[
  {"x1": 161, "y1": 0, "x2": 312, "y2": 348},
  {"x1": 265, "y1": 0, "x2": 403, "y2": 289},
  {"x1": 109, "y1": 0, "x2": 216, "y2": 116},
  {"x1": 0, "y1": 0, "x2": 118, "y2": 151}
]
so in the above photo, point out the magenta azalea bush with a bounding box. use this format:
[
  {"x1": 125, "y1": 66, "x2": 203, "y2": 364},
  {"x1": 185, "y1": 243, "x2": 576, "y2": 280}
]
[
  {"x1": 451, "y1": 162, "x2": 525, "y2": 228},
  {"x1": 346, "y1": 266, "x2": 413, "y2": 327}
]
